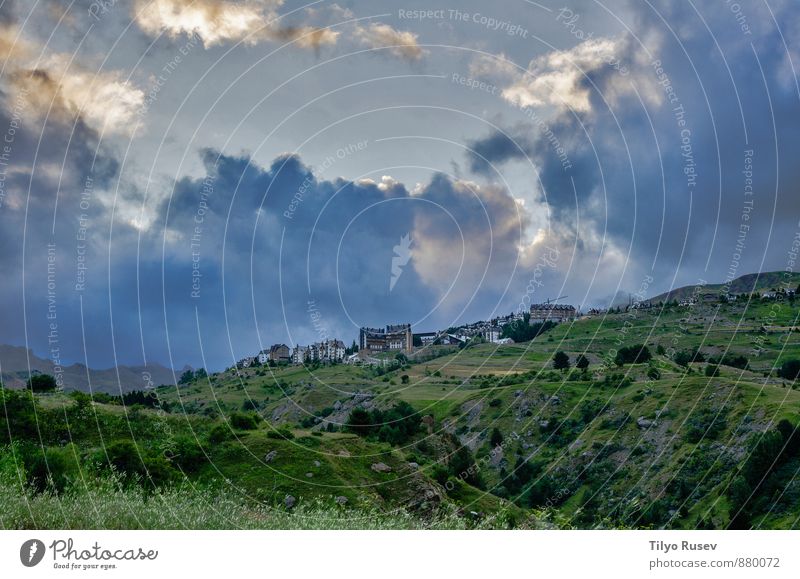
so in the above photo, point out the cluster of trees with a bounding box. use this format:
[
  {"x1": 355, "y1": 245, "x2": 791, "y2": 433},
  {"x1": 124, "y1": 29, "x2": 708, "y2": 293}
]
[
  {"x1": 729, "y1": 419, "x2": 800, "y2": 528},
  {"x1": 501, "y1": 315, "x2": 556, "y2": 343},
  {"x1": 614, "y1": 345, "x2": 651, "y2": 366},
  {"x1": 27, "y1": 374, "x2": 58, "y2": 392},
  {"x1": 708, "y1": 353, "x2": 749, "y2": 370},
  {"x1": 346, "y1": 401, "x2": 421, "y2": 446},
  {"x1": 179, "y1": 368, "x2": 207, "y2": 384},
  {"x1": 551, "y1": 352, "x2": 589, "y2": 372},
  {"x1": 778, "y1": 359, "x2": 800, "y2": 381}
]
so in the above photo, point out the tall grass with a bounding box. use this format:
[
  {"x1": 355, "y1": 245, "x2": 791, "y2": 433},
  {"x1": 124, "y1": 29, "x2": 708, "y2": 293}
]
[{"x1": 0, "y1": 471, "x2": 514, "y2": 530}]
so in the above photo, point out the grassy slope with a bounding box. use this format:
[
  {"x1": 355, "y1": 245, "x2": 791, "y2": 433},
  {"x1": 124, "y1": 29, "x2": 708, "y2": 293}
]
[{"x1": 6, "y1": 296, "x2": 800, "y2": 529}]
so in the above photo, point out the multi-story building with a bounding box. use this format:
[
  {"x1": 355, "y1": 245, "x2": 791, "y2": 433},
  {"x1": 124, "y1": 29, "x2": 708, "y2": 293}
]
[
  {"x1": 268, "y1": 344, "x2": 291, "y2": 363},
  {"x1": 291, "y1": 345, "x2": 308, "y2": 364},
  {"x1": 529, "y1": 303, "x2": 577, "y2": 323},
  {"x1": 359, "y1": 324, "x2": 413, "y2": 352}
]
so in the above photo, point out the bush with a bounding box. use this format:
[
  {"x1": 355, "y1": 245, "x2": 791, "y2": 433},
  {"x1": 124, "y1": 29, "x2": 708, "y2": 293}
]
[
  {"x1": 705, "y1": 364, "x2": 720, "y2": 377},
  {"x1": 28, "y1": 444, "x2": 82, "y2": 493},
  {"x1": 266, "y1": 427, "x2": 295, "y2": 440},
  {"x1": 778, "y1": 359, "x2": 800, "y2": 381},
  {"x1": 614, "y1": 345, "x2": 651, "y2": 366},
  {"x1": 101, "y1": 440, "x2": 176, "y2": 485},
  {"x1": 646, "y1": 366, "x2": 661, "y2": 380},
  {"x1": 488, "y1": 398, "x2": 502, "y2": 407},
  {"x1": 209, "y1": 424, "x2": 232, "y2": 444},
  {"x1": 229, "y1": 412, "x2": 259, "y2": 430},
  {"x1": 27, "y1": 374, "x2": 57, "y2": 392},
  {"x1": 709, "y1": 353, "x2": 749, "y2": 370},
  {"x1": 674, "y1": 348, "x2": 705, "y2": 367},
  {"x1": 489, "y1": 428, "x2": 503, "y2": 447}
]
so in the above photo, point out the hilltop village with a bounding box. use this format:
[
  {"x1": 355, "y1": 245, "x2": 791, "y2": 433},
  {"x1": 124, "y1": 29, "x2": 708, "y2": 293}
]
[
  {"x1": 235, "y1": 281, "x2": 799, "y2": 371},
  {"x1": 234, "y1": 302, "x2": 578, "y2": 370}
]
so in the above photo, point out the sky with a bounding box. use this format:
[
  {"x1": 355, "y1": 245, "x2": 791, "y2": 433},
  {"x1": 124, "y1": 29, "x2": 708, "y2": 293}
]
[{"x1": 0, "y1": 0, "x2": 799, "y2": 372}]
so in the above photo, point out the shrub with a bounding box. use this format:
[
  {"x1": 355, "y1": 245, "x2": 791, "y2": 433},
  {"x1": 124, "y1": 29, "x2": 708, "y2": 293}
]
[
  {"x1": 209, "y1": 424, "x2": 232, "y2": 444},
  {"x1": 646, "y1": 366, "x2": 661, "y2": 380},
  {"x1": 705, "y1": 364, "x2": 720, "y2": 377},
  {"x1": 101, "y1": 440, "x2": 176, "y2": 485},
  {"x1": 229, "y1": 412, "x2": 259, "y2": 430},
  {"x1": 614, "y1": 345, "x2": 651, "y2": 366},
  {"x1": 266, "y1": 427, "x2": 295, "y2": 440},
  {"x1": 489, "y1": 428, "x2": 503, "y2": 447},
  {"x1": 488, "y1": 398, "x2": 502, "y2": 407},
  {"x1": 27, "y1": 374, "x2": 57, "y2": 393},
  {"x1": 28, "y1": 444, "x2": 81, "y2": 493},
  {"x1": 778, "y1": 359, "x2": 800, "y2": 381}
]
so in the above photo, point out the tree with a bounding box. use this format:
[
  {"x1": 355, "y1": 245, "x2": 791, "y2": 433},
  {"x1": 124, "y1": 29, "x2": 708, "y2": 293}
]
[
  {"x1": 576, "y1": 354, "x2": 590, "y2": 371},
  {"x1": 778, "y1": 359, "x2": 800, "y2": 381},
  {"x1": 552, "y1": 351, "x2": 570, "y2": 371},
  {"x1": 705, "y1": 364, "x2": 720, "y2": 377},
  {"x1": 615, "y1": 345, "x2": 652, "y2": 366},
  {"x1": 490, "y1": 427, "x2": 504, "y2": 448},
  {"x1": 400, "y1": 374, "x2": 409, "y2": 384},
  {"x1": 27, "y1": 374, "x2": 57, "y2": 393},
  {"x1": 178, "y1": 369, "x2": 194, "y2": 384}
]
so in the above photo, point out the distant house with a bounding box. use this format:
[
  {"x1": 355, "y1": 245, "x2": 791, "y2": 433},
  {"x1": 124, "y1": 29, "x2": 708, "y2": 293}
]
[
  {"x1": 257, "y1": 350, "x2": 270, "y2": 365},
  {"x1": 237, "y1": 356, "x2": 255, "y2": 369},
  {"x1": 415, "y1": 332, "x2": 438, "y2": 347},
  {"x1": 268, "y1": 344, "x2": 291, "y2": 363},
  {"x1": 291, "y1": 345, "x2": 308, "y2": 364},
  {"x1": 529, "y1": 303, "x2": 577, "y2": 323},
  {"x1": 482, "y1": 327, "x2": 502, "y2": 343}
]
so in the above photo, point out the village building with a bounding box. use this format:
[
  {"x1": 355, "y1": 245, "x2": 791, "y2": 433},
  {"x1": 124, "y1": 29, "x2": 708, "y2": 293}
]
[
  {"x1": 359, "y1": 324, "x2": 413, "y2": 352},
  {"x1": 529, "y1": 303, "x2": 578, "y2": 323},
  {"x1": 268, "y1": 344, "x2": 291, "y2": 363}
]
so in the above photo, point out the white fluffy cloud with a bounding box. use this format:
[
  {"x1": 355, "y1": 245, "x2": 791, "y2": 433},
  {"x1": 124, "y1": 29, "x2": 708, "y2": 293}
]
[
  {"x1": 133, "y1": 0, "x2": 339, "y2": 49},
  {"x1": 10, "y1": 55, "x2": 144, "y2": 135},
  {"x1": 354, "y1": 23, "x2": 424, "y2": 61}
]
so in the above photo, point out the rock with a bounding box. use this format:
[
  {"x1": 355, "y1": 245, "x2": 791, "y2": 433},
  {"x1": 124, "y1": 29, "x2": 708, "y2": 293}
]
[
  {"x1": 637, "y1": 417, "x2": 656, "y2": 429},
  {"x1": 371, "y1": 462, "x2": 392, "y2": 473},
  {"x1": 407, "y1": 462, "x2": 419, "y2": 469},
  {"x1": 549, "y1": 395, "x2": 561, "y2": 405},
  {"x1": 538, "y1": 420, "x2": 550, "y2": 429},
  {"x1": 335, "y1": 496, "x2": 348, "y2": 505},
  {"x1": 284, "y1": 494, "x2": 296, "y2": 509},
  {"x1": 313, "y1": 460, "x2": 321, "y2": 467},
  {"x1": 333, "y1": 400, "x2": 342, "y2": 410},
  {"x1": 337, "y1": 449, "x2": 351, "y2": 457},
  {"x1": 264, "y1": 450, "x2": 278, "y2": 463},
  {"x1": 305, "y1": 472, "x2": 313, "y2": 478},
  {"x1": 515, "y1": 390, "x2": 523, "y2": 397}
]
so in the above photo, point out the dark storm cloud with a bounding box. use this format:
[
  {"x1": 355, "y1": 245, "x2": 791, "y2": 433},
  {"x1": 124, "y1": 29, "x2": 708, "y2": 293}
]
[
  {"x1": 2, "y1": 124, "x2": 528, "y2": 371},
  {"x1": 466, "y1": 0, "x2": 800, "y2": 294}
]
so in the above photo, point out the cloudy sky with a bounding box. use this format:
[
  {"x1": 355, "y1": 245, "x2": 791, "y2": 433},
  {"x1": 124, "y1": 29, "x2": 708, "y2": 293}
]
[{"x1": 1, "y1": 0, "x2": 799, "y2": 372}]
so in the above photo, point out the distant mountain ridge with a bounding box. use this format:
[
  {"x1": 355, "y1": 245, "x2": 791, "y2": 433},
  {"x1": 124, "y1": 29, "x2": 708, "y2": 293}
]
[
  {"x1": 649, "y1": 271, "x2": 800, "y2": 304},
  {"x1": 0, "y1": 344, "x2": 179, "y2": 394}
]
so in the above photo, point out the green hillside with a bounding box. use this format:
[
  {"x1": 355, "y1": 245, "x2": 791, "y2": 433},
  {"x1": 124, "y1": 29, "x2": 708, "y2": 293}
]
[
  {"x1": 649, "y1": 271, "x2": 800, "y2": 304},
  {"x1": 3, "y1": 292, "x2": 800, "y2": 529}
]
